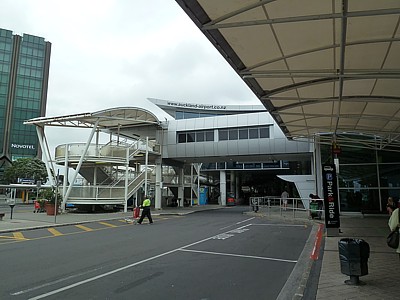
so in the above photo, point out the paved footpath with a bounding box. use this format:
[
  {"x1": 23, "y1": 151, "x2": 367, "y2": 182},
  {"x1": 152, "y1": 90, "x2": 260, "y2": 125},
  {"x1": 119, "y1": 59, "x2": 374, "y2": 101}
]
[
  {"x1": 246, "y1": 207, "x2": 399, "y2": 300},
  {"x1": 1, "y1": 203, "x2": 399, "y2": 299}
]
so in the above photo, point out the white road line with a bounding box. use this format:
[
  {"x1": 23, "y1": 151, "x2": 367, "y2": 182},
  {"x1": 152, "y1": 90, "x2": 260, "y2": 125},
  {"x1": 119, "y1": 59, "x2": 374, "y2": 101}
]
[
  {"x1": 219, "y1": 218, "x2": 254, "y2": 230},
  {"x1": 27, "y1": 235, "x2": 214, "y2": 300},
  {"x1": 27, "y1": 221, "x2": 286, "y2": 300},
  {"x1": 236, "y1": 217, "x2": 255, "y2": 224},
  {"x1": 179, "y1": 248, "x2": 298, "y2": 264}
]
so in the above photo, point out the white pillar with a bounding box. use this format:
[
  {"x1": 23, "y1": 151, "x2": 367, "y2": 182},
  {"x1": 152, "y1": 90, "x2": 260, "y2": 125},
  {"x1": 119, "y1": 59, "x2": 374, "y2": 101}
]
[
  {"x1": 61, "y1": 145, "x2": 69, "y2": 212},
  {"x1": 124, "y1": 147, "x2": 129, "y2": 212},
  {"x1": 230, "y1": 171, "x2": 235, "y2": 196},
  {"x1": 314, "y1": 136, "x2": 323, "y2": 197},
  {"x1": 144, "y1": 136, "x2": 149, "y2": 195},
  {"x1": 220, "y1": 170, "x2": 226, "y2": 206},
  {"x1": 235, "y1": 173, "x2": 240, "y2": 203},
  {"x1": 155, "y1": 158, "x2": 162, "y2": 209},
  {"x1": 178, "y1": 167, "x2": 184, "y2": 207}
]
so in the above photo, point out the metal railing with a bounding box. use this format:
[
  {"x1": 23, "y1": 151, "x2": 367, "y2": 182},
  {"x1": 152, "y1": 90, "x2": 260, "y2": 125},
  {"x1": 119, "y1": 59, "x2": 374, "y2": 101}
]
[{"x1": 249, "y1": 196, "x2": 325, "y2": 220}]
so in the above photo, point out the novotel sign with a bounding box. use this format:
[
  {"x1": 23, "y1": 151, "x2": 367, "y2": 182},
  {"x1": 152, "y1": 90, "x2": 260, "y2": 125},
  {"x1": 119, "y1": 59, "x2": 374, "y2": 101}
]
[
  {"x1": 11, "y1": 144, "x2": 35, "y2": 150},
  {"x1": 322, "y1": 164, "x2": 340, "y2": 228}
]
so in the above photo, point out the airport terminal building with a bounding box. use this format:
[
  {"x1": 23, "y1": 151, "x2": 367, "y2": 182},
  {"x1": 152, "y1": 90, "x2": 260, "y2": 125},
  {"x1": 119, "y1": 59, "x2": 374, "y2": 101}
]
[
  {"x1": 24, "y1": 95, "x2": 400, "y2": 215},
  {"x1": 25, "y1": 98, "x2": 315, "y2": 211}
]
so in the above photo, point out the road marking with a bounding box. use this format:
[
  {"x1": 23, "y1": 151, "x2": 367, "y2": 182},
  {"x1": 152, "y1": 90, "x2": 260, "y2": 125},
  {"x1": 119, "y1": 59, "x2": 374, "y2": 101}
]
[
  {"x1": 236, "y1": 217, "x2": 255, "y2": 224},
  {"x1": 75, "y1": 225, "x2": 93, "y2": 232},
  {"x1": 311, "y1": 223, "x2": 324, "y2": 260},
  {"x1": 27, "y1": 234, "x2": 214, "y2": 300},
  {"x1": 0, "y1": 235, "x2": 19, "y2": 240},
  {"x1": 48, "y1": 228, "x2": 63, "y2": 236},
  {"x1": 179, "y1": 248, "x2": 298, "y2": 264},
  {"x1": 212, "y1": 233, "x2": 234, "y2": 240},
  {"x1": 27, "y1": 222, "x2": 288, "y2": 299},
  {"x1": 99, "y1": 221, "x2": 118, "y2": 228},
  {"x1": 13, "y1": 232, "x2": 29, "y2": 240},
  {"x1": 219, "y1": 217, "x2": 254, "y2": 230}
]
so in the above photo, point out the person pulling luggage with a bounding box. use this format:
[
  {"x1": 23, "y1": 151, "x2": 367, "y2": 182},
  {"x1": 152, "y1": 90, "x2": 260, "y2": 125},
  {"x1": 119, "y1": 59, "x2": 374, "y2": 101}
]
[{"x1": 137, "y1": 195, "x2": 153, "y2": 224}]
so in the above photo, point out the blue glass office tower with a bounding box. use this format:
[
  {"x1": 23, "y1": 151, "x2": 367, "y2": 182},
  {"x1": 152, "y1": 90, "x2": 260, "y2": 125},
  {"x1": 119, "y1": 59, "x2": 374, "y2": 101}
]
[{"x1": 0, "y1": 28, "x2": 51, "y2": 179}]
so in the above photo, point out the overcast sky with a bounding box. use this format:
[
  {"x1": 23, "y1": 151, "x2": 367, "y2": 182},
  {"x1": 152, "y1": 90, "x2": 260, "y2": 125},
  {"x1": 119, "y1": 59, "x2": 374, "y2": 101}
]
[{"x1": 0, "y1": 0, "x2": 259, "y2": 151}]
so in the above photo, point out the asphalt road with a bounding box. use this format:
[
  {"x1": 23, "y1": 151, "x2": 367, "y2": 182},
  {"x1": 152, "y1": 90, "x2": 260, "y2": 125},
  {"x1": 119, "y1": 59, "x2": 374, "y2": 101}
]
[{"x1": 0, "y1": 207, "x2": 312, "y2": 299}]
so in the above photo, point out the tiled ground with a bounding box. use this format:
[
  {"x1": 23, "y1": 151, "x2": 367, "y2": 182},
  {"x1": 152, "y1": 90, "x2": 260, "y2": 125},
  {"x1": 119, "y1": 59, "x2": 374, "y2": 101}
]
[{"x1": 317, "y1": 216, "x2": 399, "y2": 300}]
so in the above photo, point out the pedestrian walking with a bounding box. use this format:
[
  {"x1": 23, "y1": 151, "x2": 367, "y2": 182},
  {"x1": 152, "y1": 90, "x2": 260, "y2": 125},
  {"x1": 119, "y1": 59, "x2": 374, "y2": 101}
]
[
  {"x1": 388, "y1": 207, "x2": 400, "y2": 259},
  {"x1": 281, "y1": 190, "x2": 289, "y2": 211},
  {"x1": 386, "y1": 196, "x2": 396, "y2": 215},
  {"x1": 137, "y1": 195, "x2": 153, "y2": 224}
]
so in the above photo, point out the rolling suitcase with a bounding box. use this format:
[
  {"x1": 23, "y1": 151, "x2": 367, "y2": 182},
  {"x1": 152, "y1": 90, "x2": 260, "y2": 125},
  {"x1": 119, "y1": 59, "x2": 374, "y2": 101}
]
[{"x1": 133, "y1": 206, "x2": 140, "y2": 219}]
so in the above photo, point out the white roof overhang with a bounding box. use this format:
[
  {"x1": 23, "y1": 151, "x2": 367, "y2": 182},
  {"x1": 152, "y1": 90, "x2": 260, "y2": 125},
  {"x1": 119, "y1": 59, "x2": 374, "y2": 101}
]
[
  {"x1": 25, "y1": 107, "x2": 161, "y2": 131},
  {"x1": 176, "y1": 0, "x2": 400, "y2": 151}
]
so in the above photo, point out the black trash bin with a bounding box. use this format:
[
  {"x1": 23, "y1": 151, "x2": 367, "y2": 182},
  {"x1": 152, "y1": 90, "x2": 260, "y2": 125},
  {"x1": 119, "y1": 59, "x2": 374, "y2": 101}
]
[{"x1": 338, "y1": 238, "x2": 370, "y2": 285}]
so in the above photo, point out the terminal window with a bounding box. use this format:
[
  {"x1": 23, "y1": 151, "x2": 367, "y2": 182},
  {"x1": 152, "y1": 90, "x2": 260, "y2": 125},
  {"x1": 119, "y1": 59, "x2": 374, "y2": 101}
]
[
  {"x1": 218, "y1": 126, "x2": 270, "y2": 141},
  {"x1": 177, "y1": 130, "x2": 215, "y2": 143}
]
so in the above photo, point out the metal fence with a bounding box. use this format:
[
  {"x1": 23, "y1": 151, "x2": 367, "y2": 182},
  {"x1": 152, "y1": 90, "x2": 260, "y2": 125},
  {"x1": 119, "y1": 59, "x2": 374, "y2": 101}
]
[{"x1": 249, "y1": 196, "x2": 325, "y2": 220}]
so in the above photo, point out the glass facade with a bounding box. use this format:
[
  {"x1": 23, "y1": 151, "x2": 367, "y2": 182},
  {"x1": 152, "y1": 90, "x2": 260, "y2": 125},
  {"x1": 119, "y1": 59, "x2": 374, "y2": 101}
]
[
  {"x1": 0, "y1": 29, "x2": 12, "y2": 154},
  {"x1": 10, "y1": 34, "x2": 46, "y2": 160},
  {"x1": 321, "y1": 142, "x2": 400, "y2": 213},
  {"x1": 0, "y1": 28, "x2": 50, "y2": 179}
]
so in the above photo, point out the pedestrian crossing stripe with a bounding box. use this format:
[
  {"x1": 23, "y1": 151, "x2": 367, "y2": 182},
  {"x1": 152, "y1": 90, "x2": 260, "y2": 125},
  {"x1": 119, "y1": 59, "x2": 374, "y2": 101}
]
[
  {"x1": 13, "y1": 232, "x2": 29, "y2": 240},
  {"x1": 99, "y1": 222, "x2": 118, "y2": 228},
  {"x1": 75, "y1": 224, "x2": 93, "y2": 231},
  {"x1": 48, "y1": 228, "x2": 63, "y2": 236}
]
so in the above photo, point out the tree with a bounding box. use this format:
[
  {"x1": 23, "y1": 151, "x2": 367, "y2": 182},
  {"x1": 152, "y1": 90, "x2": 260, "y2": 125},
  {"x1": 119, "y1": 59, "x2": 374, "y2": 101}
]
[{"x1": 3, "y1": 158, "x2": 48, "y2": 184}]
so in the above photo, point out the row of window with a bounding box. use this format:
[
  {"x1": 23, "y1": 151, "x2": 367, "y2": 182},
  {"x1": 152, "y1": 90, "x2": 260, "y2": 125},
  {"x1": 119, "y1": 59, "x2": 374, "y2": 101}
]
[
  {"x1": 0, "y1": 84, "x2": 9, "y2": 95},
  {"x1": 20, "y1": 46, "x2": 45, "y2": 58},
  {"x1": 0, "y1": 42, "x2": 12, "y2": 51},
  {"x1": 18, "y1": 67, "x2": 43, "y2": 78},
  {"x1": 22, "y1": 34, "x2": 45, "y2": 45},
  {"x1": 14, "y1": 98, "x2": 41, "y2": 110},
  {"x1": 0, "y1": 74, "x2": 9, "y2": 83},
  {"x1": 16, "y1": 77, "x2": 42, "y2": 89},
  {"x1": 177, "y1": 126, "x2": 271, "y2": 143},
  {"x1": 16, "y1": 88, "x2": 42, "y2": 99},
  {"x1": 0, "y1": 29, "x2": 12, "y2": 38},
  {"x1": 219, "y1": 126, "x2": 270, "y2": 141},
  {"x1": 202, "y1": 161, "x2": 289, "y2": 170},
  {"x1": 176, "y1": 111, "x2": 223, "y2": 119},
  {"x1": 19, "y1": 56, "x2": 44, "y2": 68},
  {"x1": 178, "y1": 130, "x2": 214, "y2": 143},
  {"x1": 0, "y1": 62, "x2": 10, "y2": 72},
  {"x1": 0, "y1": 52, "x2": 11, "y2": 63}
]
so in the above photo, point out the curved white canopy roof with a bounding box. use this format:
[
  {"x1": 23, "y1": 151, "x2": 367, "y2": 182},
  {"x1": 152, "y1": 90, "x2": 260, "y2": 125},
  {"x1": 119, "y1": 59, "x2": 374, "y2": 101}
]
[
  {"x1": 176, "y1": 0, "x2": 400, "y2": 150},
  {"x1": 25, "y1": 107, "x2": 161, "y2": 130}
]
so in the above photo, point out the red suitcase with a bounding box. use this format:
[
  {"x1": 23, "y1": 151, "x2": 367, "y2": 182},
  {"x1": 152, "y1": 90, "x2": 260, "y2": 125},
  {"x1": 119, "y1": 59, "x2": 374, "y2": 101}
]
[{"x1": 133, "y1": 207, "x2": 140, "y2": 219}]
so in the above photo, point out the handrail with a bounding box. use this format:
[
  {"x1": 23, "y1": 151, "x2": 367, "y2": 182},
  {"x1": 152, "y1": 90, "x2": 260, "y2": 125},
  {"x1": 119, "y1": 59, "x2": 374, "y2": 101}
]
[{"x1": 249, "y1": 196, "x2": 325, "y2": 219}]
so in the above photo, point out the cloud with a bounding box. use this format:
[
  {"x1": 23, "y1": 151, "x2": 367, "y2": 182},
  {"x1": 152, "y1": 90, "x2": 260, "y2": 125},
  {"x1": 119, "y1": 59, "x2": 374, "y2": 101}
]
[{"x1": 1, "y1": 0, "x2": 260, "y2": 155}]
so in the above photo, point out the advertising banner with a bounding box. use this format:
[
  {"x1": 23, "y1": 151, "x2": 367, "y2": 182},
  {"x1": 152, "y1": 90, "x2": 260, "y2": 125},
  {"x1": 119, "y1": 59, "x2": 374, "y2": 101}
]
[{"x1": 322, "y1": 164, "x2": 340, "y2": 228}]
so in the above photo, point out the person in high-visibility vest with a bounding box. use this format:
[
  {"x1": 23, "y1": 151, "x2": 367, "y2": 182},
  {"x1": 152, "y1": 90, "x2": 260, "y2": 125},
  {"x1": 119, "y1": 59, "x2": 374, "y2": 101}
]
[{"x1": 137, "y1": 196, "x2": 153, "y2": 224}]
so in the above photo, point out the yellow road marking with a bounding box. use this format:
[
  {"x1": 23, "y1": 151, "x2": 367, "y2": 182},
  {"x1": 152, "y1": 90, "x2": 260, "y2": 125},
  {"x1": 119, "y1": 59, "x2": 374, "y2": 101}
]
[
  {"x1": 99, "y1": 221, "x2": 117, "y2": 228},
  {"x1": 13, "y1": 232, "x2": 29, "y2": 240},
  {"x1": 0, "y1": 235, "x2": 18, "y2": 240},
  {"x1": 75, "y1": 224, "x2": 93, "y2": 231},
  {"x1": 48, "y1": 228, "x2": 63, "y2": 236}
]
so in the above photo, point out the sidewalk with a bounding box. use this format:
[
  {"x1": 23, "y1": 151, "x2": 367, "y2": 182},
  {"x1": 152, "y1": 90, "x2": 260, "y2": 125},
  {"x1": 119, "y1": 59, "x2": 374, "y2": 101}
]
[
  {"x1": 0, "y1": 204, "x2": 398, "y2": 299},
  {"x1": 316, "y1": 214, "x2": 398, "y2": 300},
  {"x1": 246, "y1": 208, "x2": 398, "y2": 300}
]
